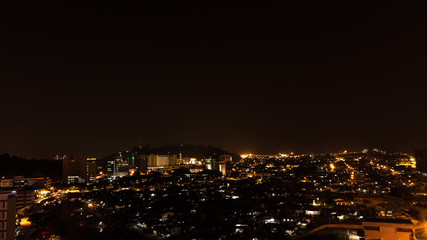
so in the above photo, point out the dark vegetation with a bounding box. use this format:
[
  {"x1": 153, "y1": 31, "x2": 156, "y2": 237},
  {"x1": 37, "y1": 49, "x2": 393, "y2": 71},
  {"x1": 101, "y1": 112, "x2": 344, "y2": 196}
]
[{"x1": 0, "y1": 153, "x2": 61, "y2": 179}]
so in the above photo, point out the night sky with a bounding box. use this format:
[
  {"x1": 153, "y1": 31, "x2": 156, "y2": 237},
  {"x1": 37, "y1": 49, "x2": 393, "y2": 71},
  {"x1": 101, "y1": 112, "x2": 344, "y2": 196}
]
[{"x1": 2, "y1": 1, "x2": 427, "y2": 158}]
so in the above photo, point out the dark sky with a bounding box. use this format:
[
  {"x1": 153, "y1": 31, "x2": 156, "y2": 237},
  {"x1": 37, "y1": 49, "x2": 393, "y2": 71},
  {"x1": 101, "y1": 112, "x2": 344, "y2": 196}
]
[{"x1": 2, "y1": 1, "x2": 427, "y2": 158}]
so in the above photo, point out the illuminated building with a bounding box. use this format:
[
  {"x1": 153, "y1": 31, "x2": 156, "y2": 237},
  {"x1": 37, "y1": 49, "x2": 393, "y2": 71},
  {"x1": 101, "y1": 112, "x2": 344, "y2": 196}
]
[
  {"x1": 135, "y1": 155, "x2": 148, "y2": 174},
  {"x1": 393, "y1": 156, "x2": 416, "y2": 168},
  {"x1": 414, "y1": 148, "x2": 427, "y2": 172},
  {"x1": 115, "y1": 153, "x2": 130, "y2": 177},
  {"x1": 220, "y1": 155, "x2": 232, "y2": 162},
  {"x1": 15, "y1": 189, "x2": 34, "y2": 209},
  {"x1": 0, "y1": 180, "x2": 12, "y2": 188},
  {"x1": 63, "y1": 157, "x2": 98, "y2": 184},
  {"x1": 54, "y1": 154, "x2": 67, "y2": 161},
  {"x1": 0, "y1": 192, "x2": 16, "y2": 240},
  {"x1": 213, "y1": 157, "x2": 229, "y2": 176},
  {"x1": 12, "y1": 178, "x2": 27, "y2": 188},
  {"x1": 295, "y1": 219, "x2": 414, "y2": 240},
  {"x1": 63, "y1": 157, "x2": 86, "y2": 184},
  {"x1": 179, "y1": 151, "x2": 183, "y2": 164},
  {"x1": 86, "y1": 158, "x2": 98, "y2": 181},
  {"x1": 0, "y1": 177, "x2": 51, "y2": 189},
  {"x1": 363, "y1": 219, "x2": 414, "y2": 240},
  {"x1": 182, "y1": 157, "x2": 198, "y2": 165},
  {"x1": 147, "y1": 155, "x2": 177, "y2": 168},
  {"x1": 106, "y1": 159, "x2": 117, "y2": 176},
  {"x1": 205, "y1": 158, "x2": 212, "y2": 170},
  {"x1": 219, "y1": 162, "x2": 226, "y2": 176}
]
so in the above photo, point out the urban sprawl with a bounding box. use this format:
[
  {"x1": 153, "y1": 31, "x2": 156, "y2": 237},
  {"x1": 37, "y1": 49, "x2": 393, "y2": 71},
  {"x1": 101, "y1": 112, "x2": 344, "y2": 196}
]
[{"x1": 3, "y1": 146, "x2": 427, "y2": 240}]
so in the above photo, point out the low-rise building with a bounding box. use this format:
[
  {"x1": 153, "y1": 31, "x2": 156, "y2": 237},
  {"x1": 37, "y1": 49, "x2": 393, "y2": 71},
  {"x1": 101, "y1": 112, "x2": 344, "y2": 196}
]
[
  {"x1": 0, "y1": 192, "x2": 16, "y2": 240},
  {"x1": 363, "y1": 219, "x2": 414, "y2": 240}
]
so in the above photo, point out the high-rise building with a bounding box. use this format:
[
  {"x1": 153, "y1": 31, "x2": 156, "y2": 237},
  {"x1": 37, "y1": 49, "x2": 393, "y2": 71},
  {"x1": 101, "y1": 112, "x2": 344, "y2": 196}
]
[
  {"x1": 212, "y1": 155, "x2": 232, "y2": 176},
  {"x1": 15, "y1": 189, "x2": 34, "y2": 209},
  {"x1": 213, "y1": 159, "x2": 227, "y2": 176},
  {"x1": 63, "y1": 157, "x2": 98, "y2": 184},
  {"x1": 179, "y1": 152, "x2": 183, "y2": 164},
  {"x1": 86, "y1": 158, "x2": 98, "y2": 182},
  {"x1": 205, "y1": 158, "x2": 212, "y2": 170},
  {"x1": 0, "y1": 192, "x2": 16, "y2": 240},
  {"x1": 106, "y1": 159, "x2": 117, "y2": 176},
  {"x1": 135, "y1": 155, "x2": 148, "y2": 174},
  {"x1": 414, "y1": 148, "x2": 427, "y2": 172},
  {"x1": 220, "y1": 155, "x2": 233, "y2": 162},
  {"x1": 147, "y1": 155, "x2": 177, "y2": 168},
  {"x1": 63, "y1": 157, "x2": 86, "y2": 184},
  {"x1": 116, "y1": 161, "x2": 129, "y2": 177}
]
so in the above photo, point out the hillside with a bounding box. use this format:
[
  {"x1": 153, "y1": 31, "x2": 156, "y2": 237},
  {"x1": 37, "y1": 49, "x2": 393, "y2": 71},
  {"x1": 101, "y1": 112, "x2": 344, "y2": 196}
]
[{"x1": 0, "y1": 153, "x2": 62, "y2": 179}]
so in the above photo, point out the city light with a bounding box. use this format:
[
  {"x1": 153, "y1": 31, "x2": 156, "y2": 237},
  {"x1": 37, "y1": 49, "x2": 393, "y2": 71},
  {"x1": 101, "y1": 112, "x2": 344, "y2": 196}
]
[{"x1": 3, "y1": 2, "x2": 426, "y2": 239}]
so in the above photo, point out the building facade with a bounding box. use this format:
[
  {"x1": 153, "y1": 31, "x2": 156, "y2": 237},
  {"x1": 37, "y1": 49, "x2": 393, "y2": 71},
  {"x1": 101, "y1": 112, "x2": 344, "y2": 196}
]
[
  {"x1": 0, "y1": 177, "x2": 50, "y2": 189},
  {"x1": 15, "y1": 189, "x2": 35, "y2": 210},
  {"x1": 148, "y1": 155, "x2": 177, "y2": 168},
  {"x1": 63, "y1": 157, "x2": 98, "y2": 184},
  {"x1": 415, "y1": 148, "x2": 427, "y2": 172},
  {"x1": 212, "y1": 155, "x2": 232, "y2": 176},
  {"x1": 0, "y1": 192, "x2": 16, "y2": 240},
  {"x1": 135, "y1": 155, "x2": 148, "y2": 174},
  {"x1": 86, "y1": 158, "x2": 98, "y2": 181},
  {"x1": 363, "y1": 219, "x2": 414, "y2": 240}
]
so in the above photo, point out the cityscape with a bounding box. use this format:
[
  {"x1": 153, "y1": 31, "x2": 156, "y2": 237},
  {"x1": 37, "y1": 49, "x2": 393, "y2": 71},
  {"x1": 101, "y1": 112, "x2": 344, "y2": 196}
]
[
  {"x1": 3, "y1": 1, "x2": 427, "y2": 240},
  {"x1": 2, "y1": 146, "x2": 427, "y2": 239}
]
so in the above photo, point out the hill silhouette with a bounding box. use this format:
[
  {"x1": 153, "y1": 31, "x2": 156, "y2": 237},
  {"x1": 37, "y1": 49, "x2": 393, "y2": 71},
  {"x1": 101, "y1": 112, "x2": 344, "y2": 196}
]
[
  {"x1": 0, "y1": 153, "x2": 61, "y2": 179},
  {"x1": 102, "y1": 144, "x2": 238, "y2": 163},
  {"x1": 0, "y1": 144, "x2": 237, "y2": 179}
]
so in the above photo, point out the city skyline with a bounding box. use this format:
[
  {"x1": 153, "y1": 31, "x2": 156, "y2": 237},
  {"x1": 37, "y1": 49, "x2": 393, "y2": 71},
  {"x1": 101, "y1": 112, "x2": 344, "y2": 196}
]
[
  {"x1": 4, "y1": 2, "x2": 427, "y2": 240},
  {"x1": 3, "y1": 146, "x2": 424, "y2": 240},
  {"x1": 0, "y1": 144, "x2": 420, "y2": 160}
]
